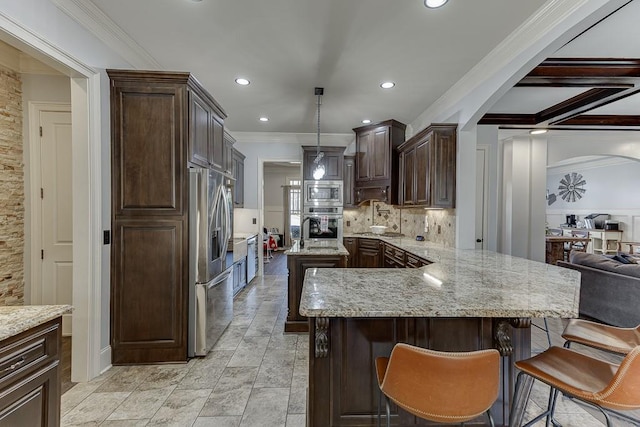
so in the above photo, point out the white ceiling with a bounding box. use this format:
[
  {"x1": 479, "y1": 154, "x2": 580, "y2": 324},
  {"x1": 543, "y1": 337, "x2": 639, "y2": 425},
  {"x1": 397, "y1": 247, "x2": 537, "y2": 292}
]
[{"x1": 90, "y1": 0, "x2": 548, "y2": 134}]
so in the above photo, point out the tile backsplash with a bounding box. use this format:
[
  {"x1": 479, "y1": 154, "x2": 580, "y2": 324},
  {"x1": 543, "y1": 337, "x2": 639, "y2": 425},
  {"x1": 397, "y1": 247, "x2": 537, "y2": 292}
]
[{"x1": 343, "y1": 202, "x2": 455, "y2": 246}]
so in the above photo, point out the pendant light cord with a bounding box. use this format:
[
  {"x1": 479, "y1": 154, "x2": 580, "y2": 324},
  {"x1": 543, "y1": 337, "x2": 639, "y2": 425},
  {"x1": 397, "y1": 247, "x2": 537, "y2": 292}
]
[{"x1": 316, "y1": 92, "x2": 321, "y2": 158}]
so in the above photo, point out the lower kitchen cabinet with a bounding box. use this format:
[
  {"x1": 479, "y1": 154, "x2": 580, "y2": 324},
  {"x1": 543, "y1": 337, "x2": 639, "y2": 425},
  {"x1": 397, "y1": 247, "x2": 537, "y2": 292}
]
[
  {"x1": 286, "y1": 253, "x2": 347, "y2": 332},
  {"x1": 357, "y1": 238, "x2": 383, "y2": 268},
  {"x1": 0, "y1": 318, "x2": 61, "y2": 427},
  {"x1": 233, "y1": 258, "x2": 247, "y2": 296},
  {"x1": 343, "y1": 237, "x2": 357, "y2": 267}
]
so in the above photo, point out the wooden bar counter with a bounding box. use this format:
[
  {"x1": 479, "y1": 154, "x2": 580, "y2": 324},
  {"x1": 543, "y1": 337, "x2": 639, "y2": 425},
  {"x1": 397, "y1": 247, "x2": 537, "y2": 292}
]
[{"x1": 300, "y1": 238, "x2": 580, "y2": 426}]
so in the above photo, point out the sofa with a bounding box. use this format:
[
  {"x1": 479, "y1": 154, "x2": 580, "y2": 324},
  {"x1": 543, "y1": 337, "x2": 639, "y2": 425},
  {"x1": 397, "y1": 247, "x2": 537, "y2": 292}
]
[{"x1": 557, "y1": 251, "x2": 640, "y2": 327}]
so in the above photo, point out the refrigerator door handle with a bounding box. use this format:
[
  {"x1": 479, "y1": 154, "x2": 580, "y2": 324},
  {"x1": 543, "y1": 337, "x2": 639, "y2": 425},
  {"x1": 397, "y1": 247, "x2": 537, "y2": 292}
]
[{"x1": 208, "y1": 269, "x2": 232, "y2": 289}]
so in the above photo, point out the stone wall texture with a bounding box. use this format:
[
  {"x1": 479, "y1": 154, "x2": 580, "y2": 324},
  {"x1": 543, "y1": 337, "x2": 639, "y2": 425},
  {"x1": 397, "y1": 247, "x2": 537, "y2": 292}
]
[{"x1": 0, "y1": 65, "x2": 24, "y2": 305}]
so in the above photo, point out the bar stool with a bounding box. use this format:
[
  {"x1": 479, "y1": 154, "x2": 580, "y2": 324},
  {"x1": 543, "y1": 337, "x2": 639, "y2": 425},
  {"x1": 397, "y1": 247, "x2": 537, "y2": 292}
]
[
  {"x1": 376, "y1": 343, "x2": 500, "y2": 426},
  {"x1": 510, "y1": 345, "x2": 640, "y2": 427},
  {"x1": 562, "y1": 318, "x2": 640, "y2": 355}
]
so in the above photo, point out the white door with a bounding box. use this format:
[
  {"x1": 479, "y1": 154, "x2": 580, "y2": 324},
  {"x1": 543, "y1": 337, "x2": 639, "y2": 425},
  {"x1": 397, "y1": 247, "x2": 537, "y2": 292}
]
[
  {"x1": 39, "y1": 110, "x2": 73, "y2": 335},
  {"x1": 475, "y1": 148, "x2": 488, "y2": 250}
]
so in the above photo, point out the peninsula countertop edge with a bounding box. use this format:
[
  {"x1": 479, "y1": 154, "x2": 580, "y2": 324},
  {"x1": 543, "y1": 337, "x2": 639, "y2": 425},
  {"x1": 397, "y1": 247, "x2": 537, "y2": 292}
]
[
  {"x1": 0, "y1": 305, "x2": 73, "y2": 341},
  {"x1": 299, "y1": 235, "x2": 580, "y2": 319}
]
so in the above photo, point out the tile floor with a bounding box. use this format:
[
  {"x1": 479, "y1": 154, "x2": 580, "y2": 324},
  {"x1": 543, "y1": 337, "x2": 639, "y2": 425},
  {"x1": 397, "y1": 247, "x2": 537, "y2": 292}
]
[{"x1": 61, "y1": 268, "x2": 638, "y2": 426}]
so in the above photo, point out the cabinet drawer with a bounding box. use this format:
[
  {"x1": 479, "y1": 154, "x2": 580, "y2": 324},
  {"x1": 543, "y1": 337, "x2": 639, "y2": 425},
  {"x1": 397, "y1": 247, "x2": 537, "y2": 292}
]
[
  {"x1": 0, "y1": 321, "x2": 59, "y2": 388},
  {"x1": 406, "y1": 254, "x2": 429, "y2": 268},
  {"x1": 358, "y1": 239, "x2": 380, "y2": 250}
]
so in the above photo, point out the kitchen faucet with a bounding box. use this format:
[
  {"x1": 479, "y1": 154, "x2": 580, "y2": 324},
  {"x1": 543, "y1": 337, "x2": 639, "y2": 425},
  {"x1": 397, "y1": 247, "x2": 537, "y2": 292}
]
[{"x1": 299, "y1": 217, "x2": 311, "y2": 248}]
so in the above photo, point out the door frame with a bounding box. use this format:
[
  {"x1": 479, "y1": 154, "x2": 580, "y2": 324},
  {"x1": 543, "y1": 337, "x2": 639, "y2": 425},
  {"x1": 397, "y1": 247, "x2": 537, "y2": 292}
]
[
  {"x1": 28, "y1": 102, "x2": 72, "y2": 309},
  {"x1": 1, "y1": 12, "x2": 105, "y2": 382}
]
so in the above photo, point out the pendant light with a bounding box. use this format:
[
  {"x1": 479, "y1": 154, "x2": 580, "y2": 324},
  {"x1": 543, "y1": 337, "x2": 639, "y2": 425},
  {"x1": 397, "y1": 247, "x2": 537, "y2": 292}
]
[{"x1": 312, "y1": 87, "x2": 325, "y2": 180}]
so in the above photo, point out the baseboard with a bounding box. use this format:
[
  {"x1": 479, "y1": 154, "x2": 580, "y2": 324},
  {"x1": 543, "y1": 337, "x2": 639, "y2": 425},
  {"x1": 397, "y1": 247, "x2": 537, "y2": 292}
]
[{"x1": 99, "y1": 345, "x2": 112, "y2": 375}]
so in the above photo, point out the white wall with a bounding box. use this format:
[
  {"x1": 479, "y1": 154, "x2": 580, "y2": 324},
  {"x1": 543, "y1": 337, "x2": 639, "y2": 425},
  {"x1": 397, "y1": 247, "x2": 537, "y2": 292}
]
[{"x1": 546, "y1": 157, "x2": 640, "y2": 241}]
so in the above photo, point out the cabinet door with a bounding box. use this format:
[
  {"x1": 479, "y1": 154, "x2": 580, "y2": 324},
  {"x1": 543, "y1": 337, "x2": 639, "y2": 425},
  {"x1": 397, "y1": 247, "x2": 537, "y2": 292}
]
[
  {"x1": 343, "y1": 156, "x2": 355, "y2": 208},
  {"x1": 355, "y1": 131, "x2": 371, "y2": 181},
  {"x1": 415, "y1": 135, "x2": 431, "y2": 206},
  {"x1": 111, "y1": 219, "x2": 187, "y2": 364},
  {"x1": 232, "y1": 150, "x2": 245, "y2": 207},
  {"x1": 0, "y1": 364, "x2": 59, "y2": 427},
  {"x1": 210, "y1": 115, "x2": 224, "y2": 171},
  {"x1": 189, "y1": 90, "x2": 212, "y2": 168},
  {"x1": 431, "y1": 129, "x2": 456, "y2": 208},
  {"x1": 371, "y1": 126, "x2": 390, "y2": 180},
  {"x1": 112, "y1": 83, "x2": 185, "y2": 217},
  {"x1": 400, "y1": 148, "x2": 415, "y2": 205},
  {"x1": 223, "y1": 133, "x2": 234, "y2": 175},
  {"x1": 358, "y1": 239, "x2": 381, "y2": 268},
  {"x1": 343, "y1": 237, "x2": 357, "y2": 267}
]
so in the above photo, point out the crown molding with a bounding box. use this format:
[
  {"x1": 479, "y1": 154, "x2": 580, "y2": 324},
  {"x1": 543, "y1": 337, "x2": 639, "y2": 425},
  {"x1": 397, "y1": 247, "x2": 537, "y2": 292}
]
[
  {"x1": 548, "y1": 155, "x2": 636, "y2": 173},
  {"x1": 52, "y1": 0, "x2": 162, "y2": 70}
]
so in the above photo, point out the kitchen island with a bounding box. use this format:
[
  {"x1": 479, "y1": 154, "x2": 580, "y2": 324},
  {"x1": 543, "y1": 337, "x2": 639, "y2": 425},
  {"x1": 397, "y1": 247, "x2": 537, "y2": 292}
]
[
  {"x1": 284, "y1": 240, "x2": 349, "y2": 332},
  {"x1": 300, "y1": 237, "x2": 580, "y2": 426},
  {"x1": 0, "y1": 305, "x2": 72, "y2": 426}
]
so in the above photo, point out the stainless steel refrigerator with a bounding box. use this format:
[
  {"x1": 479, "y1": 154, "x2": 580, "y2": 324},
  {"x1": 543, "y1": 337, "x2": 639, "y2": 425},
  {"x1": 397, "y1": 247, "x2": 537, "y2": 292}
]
[{"x1": 188, "y1": 168, "x2": 234, "y2": 357}]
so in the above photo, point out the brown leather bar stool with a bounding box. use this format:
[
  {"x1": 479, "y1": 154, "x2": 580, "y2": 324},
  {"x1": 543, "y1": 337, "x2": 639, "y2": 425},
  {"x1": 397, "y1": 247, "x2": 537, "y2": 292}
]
[
  {"x1": 510, "y1": 345, "x2": 640, "y2": 427},
  {"x1": 562, "y1": 318, "x2": 640, "y2": 355},
  {"x1": 376, "y1": 343, "x2": 500, "y2": 426}
]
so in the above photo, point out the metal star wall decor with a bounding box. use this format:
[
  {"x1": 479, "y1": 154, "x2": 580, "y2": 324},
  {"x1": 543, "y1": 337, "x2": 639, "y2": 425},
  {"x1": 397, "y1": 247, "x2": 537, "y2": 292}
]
[{"x1": 558, "y1": 172, "x2": 586, "y2": 202}]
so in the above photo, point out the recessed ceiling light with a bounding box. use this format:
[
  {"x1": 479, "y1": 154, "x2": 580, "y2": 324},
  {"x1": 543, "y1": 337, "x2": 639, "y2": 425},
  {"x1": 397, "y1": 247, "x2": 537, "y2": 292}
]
[
  {"x1": 380, "y1": 82, "x2": 395, "y2": 89},
  {"x1": 362, "y1": 119, "x2": 371, "y2": 124},
  {"x1": 424, "y1": 0, "x2": 448, "y2": 8},
  {"x1": 289, "y1": 161, "x2": 301, "y2": 165},
  {"x1": 529, "y1": 129, "x2": 548, "y2": 135},
  {"x1": 235, "y1": 78, "x2": 250, "y2": 86},
  {"x1": 259, "y1": 117, "x2": 269, "y2": 122}
]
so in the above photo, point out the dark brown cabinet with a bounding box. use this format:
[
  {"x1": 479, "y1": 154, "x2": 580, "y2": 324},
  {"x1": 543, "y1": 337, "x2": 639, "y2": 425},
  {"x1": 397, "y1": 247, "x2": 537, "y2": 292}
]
[
  {"x1": 108, "y1": 70, "x2": 227, "y2": 364},
  {"x1": 286, "y1": 254, "x2": 347, "y2": 332},
  {"x1": 187, "y1": 82, "x2": 226, "y2": 171},
  {"x1": 0, "y1": 319, "x2": 61, "y2": 427},
  {"x1": 302, "y1": 146, "x2": 344, "y2": 180},
  {"x1": 352, "y1": 120, "x2": 405, "y2": 204},
  {"x1": 232, "y1": 148, "x2": 245, "y2": 207},
  {"x1": 383, "y1": 243, "x2": 406, "y2": 268},
  {"x1": 357, "y1": 238, "x2": 383, "y2": 268},
  {"x1": 342, "y1": 236, "x2": 357, "y2": 267},
  {"x1": 343, "y1": 155, "x2": 356, "y2": 208},
  {"x1": 223, "y1": 131, "x2": 234, "y2": 176},
  {"x1": 398, "y1": 124, "x2": 457, "y2": 208}
]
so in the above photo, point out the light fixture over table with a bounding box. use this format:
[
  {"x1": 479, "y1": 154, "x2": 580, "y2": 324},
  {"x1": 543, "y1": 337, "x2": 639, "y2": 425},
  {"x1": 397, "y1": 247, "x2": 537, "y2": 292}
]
[{"x1": 312, "y1": 87, "x2": 325, "y2": 180}]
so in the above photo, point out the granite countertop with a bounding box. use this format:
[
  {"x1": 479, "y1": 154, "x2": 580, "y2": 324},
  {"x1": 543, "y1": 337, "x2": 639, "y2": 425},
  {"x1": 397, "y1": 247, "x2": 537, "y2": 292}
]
[
  {"x1": 0, "y1": 305, "x2": 73, "y2": 342},
  {"x1": 285, "y1": 240, "x2": 349, "y2": 256},
  {"x1": 300, "y1": 236, "x2": 580, "y2": 319}
]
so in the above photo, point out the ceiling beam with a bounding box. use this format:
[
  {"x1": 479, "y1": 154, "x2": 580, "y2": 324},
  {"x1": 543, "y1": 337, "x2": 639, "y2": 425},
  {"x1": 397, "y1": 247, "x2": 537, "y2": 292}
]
[
  {"x1": 560, "y1": 115, "x2": 640, "y2": 126},
  {"x1": 480, "y1": 58, "x2": 640, "y2": 127}
]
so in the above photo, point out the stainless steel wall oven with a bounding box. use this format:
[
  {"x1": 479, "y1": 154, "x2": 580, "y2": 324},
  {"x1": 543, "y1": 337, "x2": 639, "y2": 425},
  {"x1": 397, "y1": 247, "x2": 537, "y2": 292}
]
[{"x1": 303, "y1": 206, "x2": 343, "y2": 241}]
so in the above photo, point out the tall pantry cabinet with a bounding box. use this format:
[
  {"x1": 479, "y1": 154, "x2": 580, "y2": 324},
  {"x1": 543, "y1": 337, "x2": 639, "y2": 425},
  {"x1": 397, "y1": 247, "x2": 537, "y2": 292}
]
[{"x1": 108, "y1": 70, "x2": 227, "y2": 364}]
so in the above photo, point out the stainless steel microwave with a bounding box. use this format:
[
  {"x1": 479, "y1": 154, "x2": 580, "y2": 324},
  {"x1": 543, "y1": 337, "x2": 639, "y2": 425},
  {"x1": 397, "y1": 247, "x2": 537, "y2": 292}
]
[{"x1": 304, "y1": 180, "x2": 343, "y2": 207}]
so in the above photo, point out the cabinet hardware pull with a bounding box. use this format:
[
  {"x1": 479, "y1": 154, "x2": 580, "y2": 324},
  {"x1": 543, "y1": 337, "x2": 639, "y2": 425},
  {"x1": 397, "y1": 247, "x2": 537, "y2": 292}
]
[{"x1": 3, "y1": 356, "x2": 26, "y2": 372}]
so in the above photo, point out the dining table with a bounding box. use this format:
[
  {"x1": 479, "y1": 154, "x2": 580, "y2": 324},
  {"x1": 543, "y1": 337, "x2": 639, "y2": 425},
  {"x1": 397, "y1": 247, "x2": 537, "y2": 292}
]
[{"x1": 545, "y1": 235, "x2": 591, "y2": 265}]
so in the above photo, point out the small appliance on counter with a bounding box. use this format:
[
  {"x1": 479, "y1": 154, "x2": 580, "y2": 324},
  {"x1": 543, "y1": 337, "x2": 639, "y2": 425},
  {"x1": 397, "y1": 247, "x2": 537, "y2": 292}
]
[
  {"x1": 604, "y1": 220, "x2": 619, "y2": 230},
  {"x1": 584, "y1": 213, "x2": 610, "y2": 229},
  {"x1": 565, "y1": 214, "x2": 577, "y2": 227}
]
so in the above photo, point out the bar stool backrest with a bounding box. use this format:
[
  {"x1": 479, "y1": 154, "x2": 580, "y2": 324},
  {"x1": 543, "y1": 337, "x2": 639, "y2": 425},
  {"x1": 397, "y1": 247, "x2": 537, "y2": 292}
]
[
  {"x1": 380, "y1": 343, "x2": 500, "y2": 423},
  {"x1": 600, "y1": 345, "x2": 640, "y2": 409}
]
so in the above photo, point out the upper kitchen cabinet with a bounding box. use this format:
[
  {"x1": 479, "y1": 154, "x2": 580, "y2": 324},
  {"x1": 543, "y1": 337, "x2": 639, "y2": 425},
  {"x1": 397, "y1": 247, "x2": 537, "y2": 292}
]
[
  {"x1": 302, "y1": 146, "x2": 344, "y2": 180},
  {"x1": 187, "y1": 77, "x2": 227, "y2": 171},
  {"x1": 232, "y1": 148, "x2": 245, "y2": 208},
  {"x1": 352, "y1": 120, "x2": 406, "y2": 205},
  {"x1": 343, "y1": 155, "x2": 356, "y2": 208},
  {"x1": 398, "y1": 124, "x2": 457, "y2": 208},
  {"x1": 223, "y1": 131, "x2": 235, "y2": 176},
  {"x1": 108, "y1": 70, "x2": 226, "y2": 364}
]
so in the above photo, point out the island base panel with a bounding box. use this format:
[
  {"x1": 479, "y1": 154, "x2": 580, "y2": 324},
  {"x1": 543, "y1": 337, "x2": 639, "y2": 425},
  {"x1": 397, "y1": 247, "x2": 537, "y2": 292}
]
[{"x1": 308, "y1": 317, "x2": 531, "y2": 427}]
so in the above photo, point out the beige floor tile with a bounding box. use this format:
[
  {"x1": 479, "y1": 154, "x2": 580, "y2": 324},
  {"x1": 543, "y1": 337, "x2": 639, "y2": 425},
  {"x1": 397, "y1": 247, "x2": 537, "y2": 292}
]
[
  {"x1": 61, "y1": 392, "x2": 130, "y2": 425},
  {"x1": 193, "y1": 416, "x2": 242, "y2": 427},
  {"x1": 106, "y1": 385, "x2": 175, "y2": 421},
  {"x1": 147, "y1": 388, "x2": 211, "y2": 426},
  {"x1": 239, "y1": 387, "x2": 289, "y2": 427}
]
